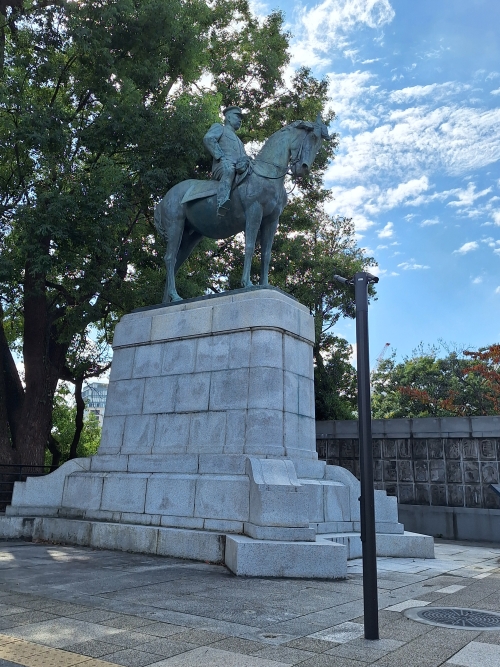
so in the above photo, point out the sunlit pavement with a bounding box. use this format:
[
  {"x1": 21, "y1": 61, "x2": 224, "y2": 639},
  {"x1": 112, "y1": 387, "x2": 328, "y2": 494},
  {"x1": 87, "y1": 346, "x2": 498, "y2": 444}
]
[{"x1": 0, "y1": 538, "x2": 499, "y2": 666}]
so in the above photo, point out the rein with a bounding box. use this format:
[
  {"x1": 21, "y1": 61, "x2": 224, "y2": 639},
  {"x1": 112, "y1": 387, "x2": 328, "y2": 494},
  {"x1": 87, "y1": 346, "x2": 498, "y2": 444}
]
[{"x1": 252, "y1": 130, "x2": 307, "y2": 179}]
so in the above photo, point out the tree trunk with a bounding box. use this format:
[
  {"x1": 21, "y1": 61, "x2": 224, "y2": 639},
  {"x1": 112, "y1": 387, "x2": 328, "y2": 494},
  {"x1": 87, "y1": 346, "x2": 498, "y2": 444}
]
[
  {"x1": 14, "y1": 259, "x2": 68, "y2": 469},
  {"x1": 68, "y1": 376, "x2": 84, "y2": 460},
  {"x1": 46, "y1": 433, "x2": 61, "y2": 471}
]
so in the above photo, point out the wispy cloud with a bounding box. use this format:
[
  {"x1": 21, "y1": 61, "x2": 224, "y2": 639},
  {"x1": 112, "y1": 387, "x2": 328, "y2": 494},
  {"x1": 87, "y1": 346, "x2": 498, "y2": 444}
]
[
  {"x1": 472, "y1": 276, "x2": 483, "y2": 284},
  {"x1": 421, "y1": 218, "x2": 439, "y2": 226},
  {"x1": 377, "y1": 221, "x2": 394, "y2": 238},
  {"x1": 454, "y1": 241, "x2": 479, "y2": 254},
  {"x1": 291, "y1": 0, "x2": 395, "y2": 67},
  {"x1": 398, "y1": 261, "x2": 430, "y2": 270},
  {"x1": 495, "y1": 287, "x2": 500, "y2": 294}
]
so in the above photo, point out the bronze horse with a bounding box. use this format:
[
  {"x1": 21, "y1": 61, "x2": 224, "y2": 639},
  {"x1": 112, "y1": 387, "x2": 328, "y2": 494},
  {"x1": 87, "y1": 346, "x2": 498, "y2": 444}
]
[{"x1": 154, "y1": 115, "x2": 332, "y2": 303}]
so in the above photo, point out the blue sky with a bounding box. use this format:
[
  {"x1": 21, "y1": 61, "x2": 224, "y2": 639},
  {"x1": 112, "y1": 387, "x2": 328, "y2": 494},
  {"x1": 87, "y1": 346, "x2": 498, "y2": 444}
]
[{"x1": 254, "y1": 0, "x2": 500, "y2": 361}]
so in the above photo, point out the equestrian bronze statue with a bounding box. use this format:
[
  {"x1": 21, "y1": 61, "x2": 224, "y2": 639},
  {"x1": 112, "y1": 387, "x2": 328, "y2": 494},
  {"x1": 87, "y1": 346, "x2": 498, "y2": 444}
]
[{"x1": 154, "y1": 112, "x2": 332, "y2": 303}]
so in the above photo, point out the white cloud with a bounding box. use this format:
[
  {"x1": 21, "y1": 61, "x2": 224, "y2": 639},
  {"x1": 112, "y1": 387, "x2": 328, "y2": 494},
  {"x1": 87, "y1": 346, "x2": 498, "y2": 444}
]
[
  {"x1": 491, "y1": 88, "x2": 500, "y2": 95},
  {"x1": 327, "y1": 105, "x2": 500, "y2": 184},
  {"x1": 447, "y1": 183, "x2": 492, "y2": 208},
  {"x1": 495, "y1": 287, "x2": 500, "y2": 294},
  {"x1": 291, "y1": 0, "x2": 395, "y2": 67},
  {"x1": 372, "y1": 176, "x2": 429, "y2": 212},
  {"x1": 492, "y1": 210, "x2": 500, "y2": 226},
  {"x1": 472, "y1": 276, "x2": 483, "y2": 284},
  {"x1": 421, "y1": 218, "x2": 439, "y2": 226},
  {"x1": 378, "y1": 221, "x2": 394, "y2": 238},
  {"x1": 397, "y1": 261, "x2": 430, "y2": 270},
  {"x1": 454, "y1": 241, "x2": 479, "y2": 254},
  {"x1": 326, "y1": 71, "x2": 380, "y2": 130},
  {"x1": 389, "y1": 82, "x2": 469, "y2": 104}
]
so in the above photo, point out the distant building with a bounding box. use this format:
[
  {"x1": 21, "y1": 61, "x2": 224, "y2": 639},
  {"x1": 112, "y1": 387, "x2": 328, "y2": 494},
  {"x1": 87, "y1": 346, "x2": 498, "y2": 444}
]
[{"x1": 82, "y1": 382, "x2": 108, "y2": 427}]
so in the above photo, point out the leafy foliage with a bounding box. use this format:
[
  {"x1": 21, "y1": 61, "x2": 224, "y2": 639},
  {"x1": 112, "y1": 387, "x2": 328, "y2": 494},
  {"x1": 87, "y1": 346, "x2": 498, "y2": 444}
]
[
  {"x1": 371, "y1": 344, "x2": 500, "y2": 418},
  {"x1": 0, "y1": 0, "x2": 372, "y2": 464},
  {"x1": 46, "y1": 385, "x2": 101, "y2": 467}
]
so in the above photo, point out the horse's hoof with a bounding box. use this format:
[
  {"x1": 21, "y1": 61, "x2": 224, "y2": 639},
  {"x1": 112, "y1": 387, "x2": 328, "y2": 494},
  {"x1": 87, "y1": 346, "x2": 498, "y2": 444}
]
[
  {"x1": 167, "y1": 293, "x2": 183, "y2": 303},
  {"x1": 241, "y1": 281, "x2": 254, "y2": 289}
]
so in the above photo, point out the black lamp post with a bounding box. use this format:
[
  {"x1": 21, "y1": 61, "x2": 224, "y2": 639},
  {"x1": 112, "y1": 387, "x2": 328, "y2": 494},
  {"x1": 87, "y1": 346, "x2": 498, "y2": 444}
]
[{"x1": 334, "y1": 271, "x2": 379, "y2": 640}]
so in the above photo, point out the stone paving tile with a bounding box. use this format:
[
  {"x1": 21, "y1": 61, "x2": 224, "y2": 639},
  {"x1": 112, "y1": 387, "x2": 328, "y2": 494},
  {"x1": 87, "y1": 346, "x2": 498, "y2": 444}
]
[
  {"x1": 283, "y1": 637, "x2": 334, "y2": 653},
  {"x1": 446, "y1": 640, "x2": 500, "y2": 666},
  {"x1": 64, "y1": 639, "x2": 126, "y2": 658},
  {"x1": 99, "y1": 631, "x2": 162, "y2": 649},
  {"x1": 100, "y1": 616, "x2": 157, "y2": 630},
  {"x1": 145, "y1": 646, "x2": 289, "y2": 666},
  {"x1": 6, "y1": 617, "x2": 123, "y2": 648},
  {"x1": 253, "y1": 644, "x2": 315, "y2": 664},
  {"x1": 296, "y1": 654, "x2": 360, "y2": 667},
  {"x1": 210, "y1": 636, "x2": 267, "y2": 655},
  {"x1": 0, "y1": 604, "x2": 28, "y2": 617},
  {"x1": 133, "y1": 637, "x2": 198, "y2": 657},
  {"x1": 0, "y1": 660, "x2": 22, "y2": 666},
  {"x1": 100, "y1": 648, "x2": 166, "y2": 667},
  {"x1": 325, "y1": 637, "x2": 403, "y2": 663},
  {"x1": 70, "y1": 610, "x2": 123, "y2": 623},
  {"x1": 310, "y1": 621, "x2": 365, "y2": 643},
  {"x1": 134, "y1": 623, "x2": 187, "y2": 639},
  {"x1": 167, "y1": 629, "x2": 227, "y2": 645},
  {"x1": 372, "y1": 627, "x2": 481, "y2": 667},
  {"x1": 476, "y1": 630, "x2": 500, "y2": 646},
  {"x1": 0, "y1": 610, "x2": 60, "y2": 629}
]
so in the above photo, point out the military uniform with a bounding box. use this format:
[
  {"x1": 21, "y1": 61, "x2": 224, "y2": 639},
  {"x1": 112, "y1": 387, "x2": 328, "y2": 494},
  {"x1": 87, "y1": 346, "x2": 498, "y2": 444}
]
[{"x1": 203, "y1": 107, "x2": 248, "y2": 210}]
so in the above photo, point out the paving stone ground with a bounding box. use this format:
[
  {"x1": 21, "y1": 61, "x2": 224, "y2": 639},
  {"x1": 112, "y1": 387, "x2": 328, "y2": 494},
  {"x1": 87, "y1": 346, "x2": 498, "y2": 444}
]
[{"x1": 0, "y1": 538, "x2": 499, "y2": 666}]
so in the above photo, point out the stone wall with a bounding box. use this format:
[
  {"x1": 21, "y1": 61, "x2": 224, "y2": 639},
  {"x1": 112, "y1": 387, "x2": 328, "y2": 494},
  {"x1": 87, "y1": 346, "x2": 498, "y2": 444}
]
[{"x1": 316, "y1": 417, "x2": 500, "y2": 510}]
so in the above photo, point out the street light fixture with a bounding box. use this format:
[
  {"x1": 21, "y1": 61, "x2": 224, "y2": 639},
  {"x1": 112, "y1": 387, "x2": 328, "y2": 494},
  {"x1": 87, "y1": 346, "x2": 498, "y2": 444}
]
[{"x1": 334, "y1": 271, "x2": 380, "y2": 640}]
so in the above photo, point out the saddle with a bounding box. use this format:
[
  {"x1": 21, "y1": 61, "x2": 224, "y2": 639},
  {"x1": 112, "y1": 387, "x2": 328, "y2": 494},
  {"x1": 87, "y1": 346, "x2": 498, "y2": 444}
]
[{"x1": 180, "y1": 162, "x2": 252, "y2": 205}]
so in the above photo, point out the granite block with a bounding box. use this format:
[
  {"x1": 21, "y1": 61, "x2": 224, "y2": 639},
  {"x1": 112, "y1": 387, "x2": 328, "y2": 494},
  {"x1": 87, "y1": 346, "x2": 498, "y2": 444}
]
[
  {"x1": 248, "y1": 367, "x2": 283, "y2": 410},
  {"x1": 62, "y1": 473, "x2": 105, "y2": 510},
  {"x1": 151, "y1": 306, "x2": 213, "y2": 341},
  {"x1": 249, "y1": 329, "x2": 283, "y2": 368},
  {"x1": 245, "y1": 409, "x2": 284, "y2": 453},
  {"x1": 152, "y1": 413, "x2": 190, "y2": 453},
  {"x1": 132, "y1": 343, "x2": 163, "y2": 378},
  {"x1": 105, "y1": 379, "x2": 145, "y2": 417},
  {"x1": 121, "y1": 415, "x2": 156, "y2": 454},
  {"x1": 143, "y1": 375, "x2": 178, "y2": 414},
  {"x1": 145, "y1": 475, "x2": 196, "y2": 517},
  {"x1": 113, "y1": 315, "x2": 151, "y2": 347},
  {"x1": 284, "y1": 371, "x2": 299, "y2": 414},
  {"x1": 283, "y1": 334, "x2": 312, "y2": 377},
  {"x1": 195, "y1": 335, "x2": 230, "y2": 372},
  {"x1": 175, "y1": 372, "x2": 211, "y2": 412},
  {"x1": 163, "y1": 338, "x2": 197, "y2": 375},
  {"x1": 188, "y1": 412, "x2": 226, "y2": 453},
  {"x1": 228, "y1": 331, "x2": 252, "y2": 369},
  {"x1": 209, "y1": 368, "x2": 249, "y2": 410},
  {"x1": 194, "y1": 476, "x2": 249, "y2": 521},
  {"x1": 98, "y1": 415, "x2": 125, "y2": 454},
  {"x1": 109, "y1": 347, "x2": 136, "y2": 381},
  {"x1": 100, "y1": 474, "x2": 149, "y2": 513},
  {"x1": 224, "y1": 410, "x2": 246, "y2": 453}
]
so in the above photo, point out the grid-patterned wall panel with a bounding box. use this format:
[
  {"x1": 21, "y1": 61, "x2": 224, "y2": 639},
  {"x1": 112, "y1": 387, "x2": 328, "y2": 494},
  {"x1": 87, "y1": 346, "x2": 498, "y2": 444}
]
[{"x1": 316, "y1": 417, "x2": 500, "y2": 510}]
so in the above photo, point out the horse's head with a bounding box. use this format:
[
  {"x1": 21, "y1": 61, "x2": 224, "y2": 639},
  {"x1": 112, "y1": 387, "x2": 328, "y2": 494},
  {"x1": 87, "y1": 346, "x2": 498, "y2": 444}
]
[{"x1": 290, "y1": 114, "x2": 333, "y2": 178}]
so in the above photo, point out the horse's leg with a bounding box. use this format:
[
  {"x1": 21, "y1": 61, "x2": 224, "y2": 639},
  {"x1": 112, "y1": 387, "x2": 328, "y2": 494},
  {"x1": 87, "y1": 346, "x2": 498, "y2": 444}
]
[
  {"x1": 241, "y1": 202, "x2": 263, "y2": 288},
  {"x1": 162, "y1": 204, "x2": 185, "y2": 303},
  {"x1": 174, "y1": 228, "x2": 203, "y2": 274},
  {"x1": 259, "y1": 215, "x2": 280, "y2": 286}
]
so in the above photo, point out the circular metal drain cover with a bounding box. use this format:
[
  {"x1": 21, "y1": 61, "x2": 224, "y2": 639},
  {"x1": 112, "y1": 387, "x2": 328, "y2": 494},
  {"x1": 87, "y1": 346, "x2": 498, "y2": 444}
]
[{"x1": 405, "y1": 607, "x2": 500, "y2": 630}]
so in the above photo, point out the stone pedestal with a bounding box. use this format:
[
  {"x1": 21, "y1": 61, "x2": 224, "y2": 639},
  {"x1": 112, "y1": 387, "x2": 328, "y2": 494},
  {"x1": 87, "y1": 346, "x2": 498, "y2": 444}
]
[{"x1": 0, "y1": 288, "x2": 434, "y2": 577}]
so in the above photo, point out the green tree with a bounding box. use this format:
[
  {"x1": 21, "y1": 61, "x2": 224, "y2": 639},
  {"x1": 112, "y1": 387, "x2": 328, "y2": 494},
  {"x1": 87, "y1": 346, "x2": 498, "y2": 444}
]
[
  {"x1": 47, "y1": 385, "x2": 101, "y2": 469},
  {"x1": 0, "y1": 0, "x2": 294, "y2": 467},
  {"x1": 371, "y1": 344, "x2": 499, "y2": 418}
]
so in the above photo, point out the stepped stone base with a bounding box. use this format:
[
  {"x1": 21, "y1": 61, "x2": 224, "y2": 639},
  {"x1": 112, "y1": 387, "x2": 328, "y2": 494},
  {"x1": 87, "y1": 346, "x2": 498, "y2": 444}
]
[{"x1": 0, "y1": 289, "x2": 434, "y2": 577}]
